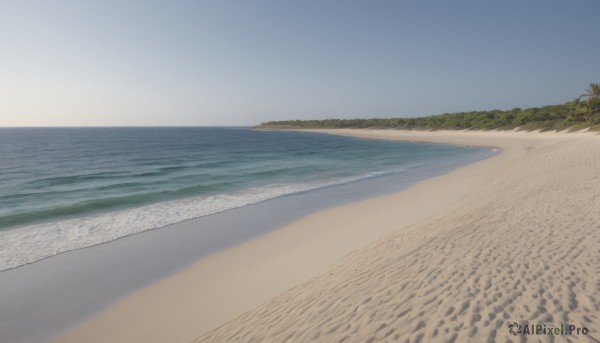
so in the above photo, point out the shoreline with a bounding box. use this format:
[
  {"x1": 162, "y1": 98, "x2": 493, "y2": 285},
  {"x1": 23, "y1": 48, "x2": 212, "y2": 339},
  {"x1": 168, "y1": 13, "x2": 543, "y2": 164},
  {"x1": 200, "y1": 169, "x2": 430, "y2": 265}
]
[{"x1": 53, "y1": 129, "x2": 598, "y2": 343}]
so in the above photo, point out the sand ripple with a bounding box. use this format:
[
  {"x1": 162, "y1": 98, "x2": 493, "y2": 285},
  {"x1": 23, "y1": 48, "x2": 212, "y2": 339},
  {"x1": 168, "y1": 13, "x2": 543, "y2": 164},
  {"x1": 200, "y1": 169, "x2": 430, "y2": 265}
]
[{"x1": 195, "y1": 137, "x2": 600, "y2": 342}]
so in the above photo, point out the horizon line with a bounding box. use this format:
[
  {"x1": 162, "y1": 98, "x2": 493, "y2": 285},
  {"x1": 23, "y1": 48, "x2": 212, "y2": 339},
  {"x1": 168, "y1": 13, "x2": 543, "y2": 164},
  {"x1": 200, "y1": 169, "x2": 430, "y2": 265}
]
[{"x1": 0, "y1": 125, "x2": 258, "y2": 128}]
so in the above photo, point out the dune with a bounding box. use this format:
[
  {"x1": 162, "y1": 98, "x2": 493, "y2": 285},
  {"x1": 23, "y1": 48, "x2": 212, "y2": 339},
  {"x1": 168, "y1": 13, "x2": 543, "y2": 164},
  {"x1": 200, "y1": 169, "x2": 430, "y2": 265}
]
[{"x1": 54, "y1": 129, "x2": 600, "y2": 343}]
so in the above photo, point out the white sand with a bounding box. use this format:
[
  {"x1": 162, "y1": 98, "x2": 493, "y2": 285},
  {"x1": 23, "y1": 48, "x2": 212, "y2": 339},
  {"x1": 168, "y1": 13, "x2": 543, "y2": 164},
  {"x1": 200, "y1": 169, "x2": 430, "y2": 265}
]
[{"x1": 54, "y1": 129, "x2": 600, "y2": 343}]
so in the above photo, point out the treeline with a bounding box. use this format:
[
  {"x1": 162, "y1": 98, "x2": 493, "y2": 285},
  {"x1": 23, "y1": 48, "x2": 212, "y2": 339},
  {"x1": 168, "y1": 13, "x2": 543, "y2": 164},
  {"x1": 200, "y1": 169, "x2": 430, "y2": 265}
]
[{"x1": 257, "y1": 84, "x2": 600, "y2": 131}]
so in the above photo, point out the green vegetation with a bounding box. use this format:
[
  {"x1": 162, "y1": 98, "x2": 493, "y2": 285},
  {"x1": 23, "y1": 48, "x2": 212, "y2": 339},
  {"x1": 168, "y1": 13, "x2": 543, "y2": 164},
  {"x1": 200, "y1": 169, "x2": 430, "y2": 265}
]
[{"x1": 257, "y1": 84, "x2": 600, "y2": 131}]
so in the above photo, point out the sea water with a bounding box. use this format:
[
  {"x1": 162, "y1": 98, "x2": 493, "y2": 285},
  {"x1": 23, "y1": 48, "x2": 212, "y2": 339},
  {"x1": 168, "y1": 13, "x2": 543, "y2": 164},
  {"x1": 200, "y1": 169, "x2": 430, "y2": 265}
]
[{"x1": 0, "y1": 127, "x2": 488, "y2": 271}]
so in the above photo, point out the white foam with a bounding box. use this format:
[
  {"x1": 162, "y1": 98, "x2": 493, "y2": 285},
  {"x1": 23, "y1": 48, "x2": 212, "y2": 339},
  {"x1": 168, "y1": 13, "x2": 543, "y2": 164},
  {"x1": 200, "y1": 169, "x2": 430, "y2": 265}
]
[{"x1": 0, "y1": 171, "x2": 392, "y2": 271}]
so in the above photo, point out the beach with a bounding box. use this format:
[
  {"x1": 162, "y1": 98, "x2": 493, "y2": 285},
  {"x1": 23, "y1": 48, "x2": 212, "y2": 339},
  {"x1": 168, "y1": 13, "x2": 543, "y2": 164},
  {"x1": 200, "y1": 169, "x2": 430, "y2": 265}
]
[{"x1": 53, "y1": 129, "x2": 600, "y2": 343}]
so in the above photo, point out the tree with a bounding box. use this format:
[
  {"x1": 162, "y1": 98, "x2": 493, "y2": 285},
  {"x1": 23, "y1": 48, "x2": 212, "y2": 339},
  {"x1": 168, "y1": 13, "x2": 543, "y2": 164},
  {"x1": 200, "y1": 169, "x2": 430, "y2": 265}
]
[
  {"x1": 257, "y1": 83, "x2": 600, "y2": 130},
  {"x1": 565, "y1": 98, "x2": 584, "y2": 122},
  {"x1": 581, "y1": 83, "x2": 600, "y2": 124},
  {"x1": 584, "y1": 97, "x2": 599, "y2": 124},
  {"x1": 582, "y1": 83, "x2": 600, "y2": 100}
]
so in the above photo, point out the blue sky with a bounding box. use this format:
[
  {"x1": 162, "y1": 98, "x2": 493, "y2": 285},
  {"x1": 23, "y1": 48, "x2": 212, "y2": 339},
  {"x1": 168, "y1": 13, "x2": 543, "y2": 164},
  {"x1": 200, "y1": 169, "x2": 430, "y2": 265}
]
[{"x1": 1, "y1": 0, "x2": 599, "y2": 126}]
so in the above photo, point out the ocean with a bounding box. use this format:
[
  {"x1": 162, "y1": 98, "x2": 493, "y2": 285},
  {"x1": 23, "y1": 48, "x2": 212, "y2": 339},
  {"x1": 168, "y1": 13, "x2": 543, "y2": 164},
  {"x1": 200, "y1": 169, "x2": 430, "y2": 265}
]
[{"x1": 0, "y1": 127, "x2": 489, "y2": 271}]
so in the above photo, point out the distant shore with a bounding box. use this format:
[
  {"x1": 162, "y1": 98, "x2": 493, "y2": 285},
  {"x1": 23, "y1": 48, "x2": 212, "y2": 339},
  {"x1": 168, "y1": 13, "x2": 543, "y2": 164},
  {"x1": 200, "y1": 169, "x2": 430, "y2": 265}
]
[{"x1": 54, "y1": 129, "x2": 600, "y2": 343}]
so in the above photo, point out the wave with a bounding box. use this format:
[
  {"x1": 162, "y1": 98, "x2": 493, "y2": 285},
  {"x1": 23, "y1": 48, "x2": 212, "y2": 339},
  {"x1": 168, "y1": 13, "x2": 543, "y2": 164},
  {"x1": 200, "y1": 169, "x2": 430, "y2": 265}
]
[{"x1": 0, "y1": 170, "x2": 394, "y2": 272}]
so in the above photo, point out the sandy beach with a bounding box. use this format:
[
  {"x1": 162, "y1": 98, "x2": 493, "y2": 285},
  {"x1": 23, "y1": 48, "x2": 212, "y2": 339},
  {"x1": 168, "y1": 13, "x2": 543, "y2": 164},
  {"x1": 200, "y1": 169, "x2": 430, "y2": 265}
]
[{"x1": 53, "y1": 129, "x2": 600, "y2": 343}]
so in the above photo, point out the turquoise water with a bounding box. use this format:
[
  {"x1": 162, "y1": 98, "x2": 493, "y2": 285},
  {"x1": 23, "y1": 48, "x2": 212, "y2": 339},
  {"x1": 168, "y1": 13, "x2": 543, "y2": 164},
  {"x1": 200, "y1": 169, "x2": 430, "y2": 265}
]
[{"x1": 0, "y1": 127, "x2": 486, "y2": 270}]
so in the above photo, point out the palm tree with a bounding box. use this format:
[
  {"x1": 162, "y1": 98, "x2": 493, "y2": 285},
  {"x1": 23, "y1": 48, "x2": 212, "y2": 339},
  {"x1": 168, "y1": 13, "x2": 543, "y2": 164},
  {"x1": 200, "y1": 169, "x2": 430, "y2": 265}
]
[
  {"x1": 565, "y1": 97, "x2": 583, "y2": 122},
  {"x1": 584, "y1": 97, "x2": 599, "y2": 124},
  {"x1": 576, "y1": 83, "x2": 600, "y2": 125},
  {"x1": 582, "y1": 83, "x2": 600, "y2": 100}
]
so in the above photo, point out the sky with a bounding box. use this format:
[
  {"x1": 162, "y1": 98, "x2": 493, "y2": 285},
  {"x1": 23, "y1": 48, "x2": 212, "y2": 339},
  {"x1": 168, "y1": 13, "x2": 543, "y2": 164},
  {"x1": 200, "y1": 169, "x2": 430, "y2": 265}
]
[{"x1": 1, "y1": 0, "x2": 599, "y2": 126}]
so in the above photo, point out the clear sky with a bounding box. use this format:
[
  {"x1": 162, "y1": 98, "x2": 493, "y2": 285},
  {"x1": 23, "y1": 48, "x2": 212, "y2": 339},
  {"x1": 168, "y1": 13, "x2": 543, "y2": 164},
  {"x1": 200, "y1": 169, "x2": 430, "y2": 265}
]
[{"x1": 1, "y1": 0, "x2": 599, "y2": 126}]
